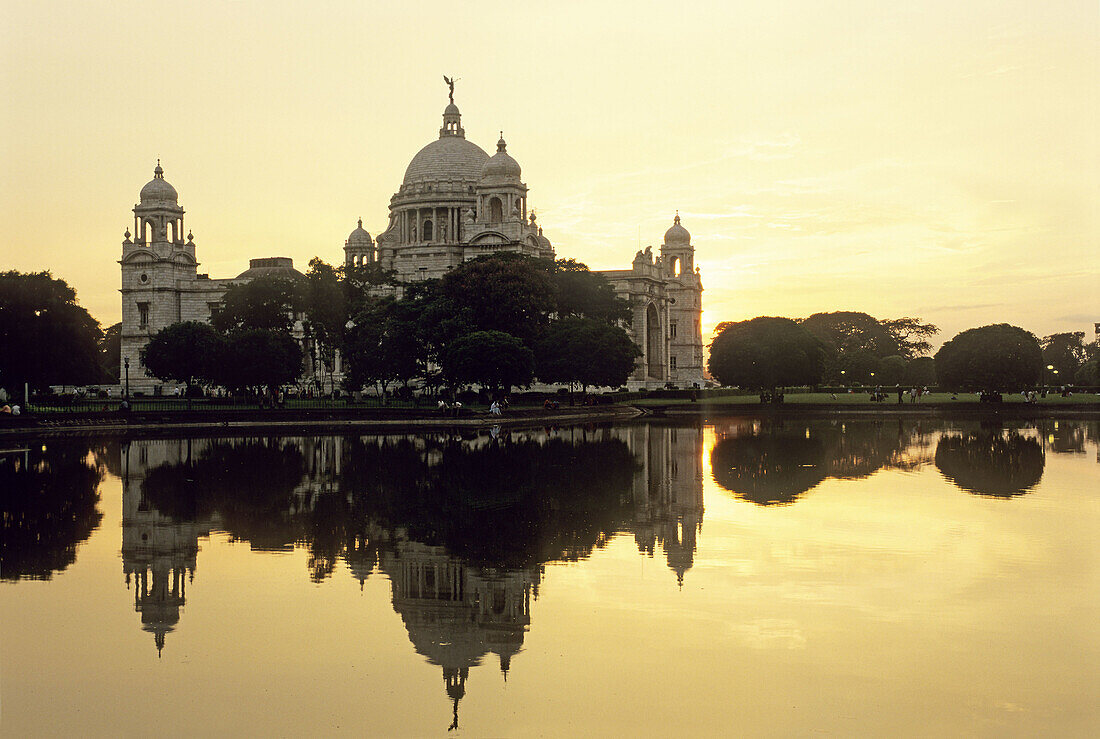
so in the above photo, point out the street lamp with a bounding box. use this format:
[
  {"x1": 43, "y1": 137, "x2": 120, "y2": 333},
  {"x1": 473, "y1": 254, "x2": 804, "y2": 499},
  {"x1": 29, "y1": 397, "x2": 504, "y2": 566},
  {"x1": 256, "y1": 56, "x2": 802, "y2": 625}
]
[{"x1": 124, "y1": 356, "x2": 130, "y2": 401}]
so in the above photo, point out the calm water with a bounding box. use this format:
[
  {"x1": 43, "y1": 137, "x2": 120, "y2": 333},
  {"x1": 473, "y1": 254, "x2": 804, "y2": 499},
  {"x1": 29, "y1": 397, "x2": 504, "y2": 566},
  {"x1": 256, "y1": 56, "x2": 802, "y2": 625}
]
[{"x1": 2, "y1": 418, "x2": 1098, "y2": 737}]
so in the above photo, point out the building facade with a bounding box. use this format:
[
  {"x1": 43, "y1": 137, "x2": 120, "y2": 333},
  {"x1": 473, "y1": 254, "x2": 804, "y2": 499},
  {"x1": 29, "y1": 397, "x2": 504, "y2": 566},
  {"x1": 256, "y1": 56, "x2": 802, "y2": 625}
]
[{"x1": 119, "y1": 89, "x2": 705, "y2": 392}]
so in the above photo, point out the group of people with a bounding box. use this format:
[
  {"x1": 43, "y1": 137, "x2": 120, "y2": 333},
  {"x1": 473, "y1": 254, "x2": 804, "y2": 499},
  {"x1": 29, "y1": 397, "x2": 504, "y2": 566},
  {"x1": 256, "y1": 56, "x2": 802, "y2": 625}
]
[{"x1": 0, "y1": 404, "x2": 21, "y2": 416}]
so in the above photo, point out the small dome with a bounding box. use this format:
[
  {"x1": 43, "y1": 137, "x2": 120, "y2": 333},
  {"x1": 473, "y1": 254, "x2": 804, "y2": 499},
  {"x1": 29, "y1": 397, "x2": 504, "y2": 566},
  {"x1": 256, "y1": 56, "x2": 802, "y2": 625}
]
[
  {"x1": 480, "y1": 135, "x2": 521, "y2": 181},
  {"x1": 536, "y1": 226, "x2": 552, "y2": 249},
  {"x1": 664, "y1": 213, "x2": 690, "y2": 245},
  {"x1": 139, "y1": 162, "x2": 178, "y2": 203},
  {"x1": 444, "y1": 102, "x2": 460, "y2": 116},
  {"x1": 348, "y1": 218, "x2": 373, "y2": 246}
]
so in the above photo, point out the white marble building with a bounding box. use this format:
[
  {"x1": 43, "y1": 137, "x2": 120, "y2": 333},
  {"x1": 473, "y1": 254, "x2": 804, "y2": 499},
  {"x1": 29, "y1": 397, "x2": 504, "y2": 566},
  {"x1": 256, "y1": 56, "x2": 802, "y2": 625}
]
[{"x1": 119, "y1": 88, "x2": 705, "y2": 392}]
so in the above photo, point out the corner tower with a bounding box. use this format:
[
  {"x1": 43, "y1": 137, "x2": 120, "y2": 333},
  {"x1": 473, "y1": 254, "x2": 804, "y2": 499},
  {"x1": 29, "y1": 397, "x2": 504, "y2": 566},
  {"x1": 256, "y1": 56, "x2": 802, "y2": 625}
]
[
  {"x1": 660, "y1": 214, "x2": 705, "y2": 385},
  {"x1": 119, "y1": 163, "x2": 199, "y2": 392}
]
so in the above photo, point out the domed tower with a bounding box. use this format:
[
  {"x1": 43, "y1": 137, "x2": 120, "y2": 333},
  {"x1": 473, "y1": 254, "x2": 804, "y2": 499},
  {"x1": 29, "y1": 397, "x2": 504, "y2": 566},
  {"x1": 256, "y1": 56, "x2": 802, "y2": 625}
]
[
  {"x1": 475, "y1": 134, "x2": 527, "y2": 229},
  {"x1": 343, "y1": 218, "x2": 374, "y2": 267},
  {"x1": 119, "y1": 162, "x2": 199, "y2": 390},
  {"x1": 660, "y1": 214, "x2": 705, "y2": 385}
]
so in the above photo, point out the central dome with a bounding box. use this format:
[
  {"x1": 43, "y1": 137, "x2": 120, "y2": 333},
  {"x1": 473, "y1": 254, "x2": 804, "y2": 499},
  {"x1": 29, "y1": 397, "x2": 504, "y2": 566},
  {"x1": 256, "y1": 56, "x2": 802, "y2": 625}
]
[{"x1": 403, "y1": 136, "x2": 489, "y2": 186}]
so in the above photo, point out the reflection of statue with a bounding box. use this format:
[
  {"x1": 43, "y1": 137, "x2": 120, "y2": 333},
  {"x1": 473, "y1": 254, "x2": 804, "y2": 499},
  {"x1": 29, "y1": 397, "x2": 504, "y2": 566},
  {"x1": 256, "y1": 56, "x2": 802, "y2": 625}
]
[
  {"x1": 443, "y1": 75, "x2": 456, "y2": 104},
  {"x1": 935, "y1": 432, "x2": 1044, "y2": 497}
]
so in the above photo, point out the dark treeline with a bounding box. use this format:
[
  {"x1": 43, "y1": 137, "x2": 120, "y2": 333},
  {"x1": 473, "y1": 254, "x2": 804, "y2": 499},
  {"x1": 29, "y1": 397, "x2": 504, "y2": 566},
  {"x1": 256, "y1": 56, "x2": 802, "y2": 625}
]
[
  {"x1": 707, "y1": 311, "x2": 1099, "y2": 395},
  {"x1": 138, "y1": 254, "x2": 639, "y2": 398}
]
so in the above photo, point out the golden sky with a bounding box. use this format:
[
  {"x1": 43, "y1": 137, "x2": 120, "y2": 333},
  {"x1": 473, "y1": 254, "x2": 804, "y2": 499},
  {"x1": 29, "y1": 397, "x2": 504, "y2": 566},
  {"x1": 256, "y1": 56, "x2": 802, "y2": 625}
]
[{"x1": 2, "y1": 1, "x2": 1096, "y2": 346}]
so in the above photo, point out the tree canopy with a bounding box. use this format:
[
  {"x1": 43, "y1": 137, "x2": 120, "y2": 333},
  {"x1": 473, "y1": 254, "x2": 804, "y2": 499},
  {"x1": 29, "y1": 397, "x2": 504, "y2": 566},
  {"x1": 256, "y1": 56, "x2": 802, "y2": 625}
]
[
  {"x1": 212, "y1": 275, "x2": 302, "y2": 334},
  {"x1": 934, "y1": 323, "x2": 1042, "y2": 391},
  {"x1": 1042, "y1": 331, "x2": 1087, "y2": 380},
  {"x1": 0, "y1": 270, "x2": 103, "y2": 392},
  {"x1": 443, "y1": 330, "x2": 534, "y2": 391},
  {"x1": 535, "y1": 317, "x2": 640, "y2": 390},
  {"x1": 212, "y1": 329, "x2": 303, "y2": 393},
  {"x1": 708, "y1": 317, "x2": 829, "y2": 389},
  {"x1": 140, "y1": 321, "x2": 222, "y2": 388}
]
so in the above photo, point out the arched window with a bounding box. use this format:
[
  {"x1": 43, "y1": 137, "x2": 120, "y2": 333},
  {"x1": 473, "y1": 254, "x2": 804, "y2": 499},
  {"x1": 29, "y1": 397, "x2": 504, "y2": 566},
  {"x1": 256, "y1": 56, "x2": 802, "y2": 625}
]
[
  {"x1": 143, "y1": 220, "x2": 153, "y2": 244},
  {"x1": 490, "y1": 197, "x2": 503, "y2": 223},
  {"x1": 670, "y1": 256, "x2": 681, "y2": 277},
  {"x1": 167, "y1": 221, "x2": 175, "y2": 243},
  {"x1": 423, "y1": 220, "x2": 433, "y2": 241}
]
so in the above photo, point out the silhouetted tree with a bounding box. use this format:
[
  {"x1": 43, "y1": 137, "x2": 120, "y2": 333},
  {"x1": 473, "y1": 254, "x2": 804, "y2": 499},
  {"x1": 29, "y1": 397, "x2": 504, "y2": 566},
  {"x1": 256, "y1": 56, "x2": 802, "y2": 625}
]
[
  {"x1": 535, "y1": 317, "x2": 640, "y2": 391},
  {"x1": 0, "y1": 270, "x2": 103, "y2": 392},
  {"x1": 444, "y1": 331, "x2": 534, "y2": 392},
  {"x1": 140, "y1": 321, "x2": 222, "y2": 390},
  {"x1": 708, "y1": 317, "x2": 829, "y2": 389},
  {"x1": 934, "y1": 324, "x2": 1042, "y2": 391}
]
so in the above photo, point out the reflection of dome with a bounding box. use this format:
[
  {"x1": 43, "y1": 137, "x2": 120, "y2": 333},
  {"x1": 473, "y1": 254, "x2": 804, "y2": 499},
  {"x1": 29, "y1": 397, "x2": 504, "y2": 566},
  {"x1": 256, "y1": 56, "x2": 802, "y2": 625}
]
[
  {"x1": 139, "y1": 162, "x2": 178, "y2": 203},
  {"x1": 664, "y1": 213, "x2": 690, "y2": 245},
  {"x1": 480, "y1": 136, "x2": 521, "y2": 180},
  {"x1": 347, "y1": 219, "x2": 372, "y2": 246},
  {"x1": 235, "y1": 257, "x2": 304, "y2": 281},
  {"x1": 935, "y1": 433, "x2": 1044, "y2": 498},
  {"x1": 403, "y1": 136, "x2": 489, "y2": 186}
]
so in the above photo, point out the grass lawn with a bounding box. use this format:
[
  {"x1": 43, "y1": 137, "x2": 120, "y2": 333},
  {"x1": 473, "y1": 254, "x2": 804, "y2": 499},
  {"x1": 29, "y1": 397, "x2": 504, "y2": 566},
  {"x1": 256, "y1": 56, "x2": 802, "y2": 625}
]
[{"x1": 630, "y1": 392, "x2": 1100, "y2": 406}]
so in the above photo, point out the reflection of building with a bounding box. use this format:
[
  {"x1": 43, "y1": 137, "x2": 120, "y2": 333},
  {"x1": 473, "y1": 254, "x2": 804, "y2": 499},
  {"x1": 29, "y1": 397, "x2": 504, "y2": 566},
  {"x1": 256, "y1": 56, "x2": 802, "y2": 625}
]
[
  {"x1": 379, "y1": 538, "x2": 540, "y2": 731},
  {"x1": 618, "y1": 423, "x2": 705, "y2": 586},
  {"x1": 120, "y1": 441, "x2": 211, "y2": 656}
]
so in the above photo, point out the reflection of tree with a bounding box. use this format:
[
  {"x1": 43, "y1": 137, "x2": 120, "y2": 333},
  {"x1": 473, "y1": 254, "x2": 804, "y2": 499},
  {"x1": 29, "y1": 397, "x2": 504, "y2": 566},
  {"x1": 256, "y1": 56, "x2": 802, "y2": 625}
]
[
  {"x1": 711, "y1": 420, "x2": 929, "y2": 506},
  {"x1": 341, "y1": 435, "x2": 639, "y2": 568},
  {"x1": 711, "y1": 434, "x2": 828, "y2": 505},
  {"x1": 0, "y1": 441, "x2": 103, "y2": 581},
  {"x1": 141, "y1": 439, "x2": 306, "y2": 549},
  {"x1": 935, "y1": 432, "x2": 1044, "y2": 497}
]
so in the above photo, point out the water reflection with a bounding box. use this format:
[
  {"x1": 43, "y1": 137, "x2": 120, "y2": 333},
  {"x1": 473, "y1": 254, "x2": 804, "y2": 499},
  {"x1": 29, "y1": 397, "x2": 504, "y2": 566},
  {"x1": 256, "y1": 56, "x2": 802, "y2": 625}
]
[
  {"x1": 115, "y1": 424, "x2": 705, "y2": 719},
  {"x1": 0, "y1": 441, "x2": 104, "y2": 581},
  {"x1": 709, "y1": 419, "x2": 934, "y2": 505},
  {"x1": 934, "y1": 430, "x2": 1045, "y2": 498}
]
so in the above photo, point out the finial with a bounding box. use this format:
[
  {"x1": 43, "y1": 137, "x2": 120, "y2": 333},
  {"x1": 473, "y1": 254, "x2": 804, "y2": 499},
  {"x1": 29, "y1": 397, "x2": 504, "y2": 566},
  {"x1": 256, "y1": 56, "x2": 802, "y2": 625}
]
[
  {"x1": 357, "y1": 217, "x2": 363, "y2": 228},
  {"x1": 124, "y1": 228, "x2": 131, "y2": 240},
  {"x1": 186, "y1": 230, "x2": 193, "y2": 243},
  {"x1": 674, "y1": 210, "x2": 680, "y2": 225},
  {"x1": 497, "y1": 132, "x2": 507, "y2": 152},
  {"x1": 154, "y1": 159, "x2": 163, "y2": 178},
  {"x1": 443, "y1": 75, "x2": 456, "y2": 104}
]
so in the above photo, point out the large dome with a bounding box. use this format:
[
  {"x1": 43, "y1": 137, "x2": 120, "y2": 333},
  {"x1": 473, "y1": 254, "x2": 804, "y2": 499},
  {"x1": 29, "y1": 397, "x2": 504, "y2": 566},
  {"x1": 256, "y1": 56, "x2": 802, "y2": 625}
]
[
  {"x1": 139, "y1": 163, "x2": 178, "y2": 203},
  {"x1": 403, "y1": 136, "x2": 489, "y2": 186}
]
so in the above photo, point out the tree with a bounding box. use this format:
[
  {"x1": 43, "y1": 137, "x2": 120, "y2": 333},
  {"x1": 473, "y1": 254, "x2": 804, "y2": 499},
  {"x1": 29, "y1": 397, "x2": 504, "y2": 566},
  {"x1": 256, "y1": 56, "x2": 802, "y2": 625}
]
[
  {"x1": 801, "y1": 311, "x2": 899, "y2": 358},
  {"x1": 212, "y1": 329, "x2": 303, "y2": 394},
  {"x1": 140, "y1": 321, "x2": 222, "y2": 389},
  {"x1": 212, "y1": 275, "x2": 302, "y2": 334},
  {"x1": 934, "y1": 324, "x2": 1042, "y2": 391},
  {"x1": 99, "y1": 322, "x2": 121, "y2": 384},
  {"x1": 301, "y1": 258, "x2": 346, "y2": 390},
  {"x1": 443, "y1": 330, "x2": 534, "y2": 392},
  {"x1": 436, "y1": 254, "x2": 556, "y2": 344},
  {"x1": 708, "y1": 317, "x2": 830, "y2": 390},
  {"x1": 1041, "y1": 331, "x2": 1087, "y2": 380},
  {"x1": 837, "y1": 350, "x2": 883, "y2": 385},
  {"x1": 0, "y1": 270, "x2": 103, "y2": 393},
  {"x1": 552, "y1": 259, "x2": 632, "y2": 324},
  {"x1": 881, "y1": 317, "x2": 939, "y2": 359},
  {"x1": 877, "y1": 355, "x2": 908, "y2": 386},
  {"x1": 535, "y1": 317, "x2": 641, "y2": 392},
  {"x1": 903, "y1": 356, "x2": 936, "y2": 386},
  {"x1": 1075, "y1": 359, "x2": 1099, "y2": 386}
]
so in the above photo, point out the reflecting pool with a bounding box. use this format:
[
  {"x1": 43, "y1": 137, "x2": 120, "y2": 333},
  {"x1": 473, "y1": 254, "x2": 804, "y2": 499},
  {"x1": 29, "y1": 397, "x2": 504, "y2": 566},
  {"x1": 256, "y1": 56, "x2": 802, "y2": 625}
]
[{"x1": 2, "y1": 418, "x2": 1098, "y2": 736}]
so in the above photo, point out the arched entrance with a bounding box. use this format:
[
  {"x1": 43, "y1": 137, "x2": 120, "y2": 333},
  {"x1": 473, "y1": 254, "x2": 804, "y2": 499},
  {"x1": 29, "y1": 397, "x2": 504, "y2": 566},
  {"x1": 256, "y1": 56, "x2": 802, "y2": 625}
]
[{"x1": 646, "y1": 303, "x2": 663, "y2": 380}]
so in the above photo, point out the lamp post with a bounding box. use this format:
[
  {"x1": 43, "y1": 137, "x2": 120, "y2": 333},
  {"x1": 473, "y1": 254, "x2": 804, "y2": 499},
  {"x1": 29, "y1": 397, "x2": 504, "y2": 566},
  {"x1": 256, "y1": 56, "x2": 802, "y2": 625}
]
[
  {"x1": 124, "y1": 356, "x2": 130, "y2": 401},
  {"x1": 1044, "y1": 364, "x2": 1053, "y2": 396}
]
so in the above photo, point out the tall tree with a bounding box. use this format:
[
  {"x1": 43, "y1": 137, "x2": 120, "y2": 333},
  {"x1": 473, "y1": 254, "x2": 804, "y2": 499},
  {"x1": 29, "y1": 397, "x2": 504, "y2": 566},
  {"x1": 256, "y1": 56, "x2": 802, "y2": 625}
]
[
  {"x1": 443, "y1": 330, "x2": 534, "y2": 392},
  {"x1": 0, "y1": 270, "x2": 103, "y2": 393},
  {"x1": 140, "y1": 321, "x2": 223, "y2": 390},
  {"x1": 301, "y1": 258, "x2": 346, "y2": 389},
  {"x1": 212, "y1": 329, "x2": 303, "y2": 394},
  {"x1": 801, "y1": 311, "x2": 900, "y2": 358},
  {"x1": 212, "y1": 275, "x2": 302, "y2": 334},
  {"x1": 708, "y1": 317, "x2": 830, "y2": 390},
  {"x1": 552, "y1": 259, "x2": 632, "y2": 324},
  {"x1": 535, "y1": 317, "x2": 640, "y2": 392},
  {"x1": 98, "y1": 322, "x2": 122, "y2": 384},
  {"x1": 881, "y1": 317, "x2": 939, "y2": 359},
  {"x1": 1041, "y1": 331, "x2": 1087, "y2": 380},
  {"x1": 934, "y1": 324, "x2": 1042, "y2": 391},
  {"x1": 436, "y1": 254, "x2": 556, "y2": 344}
]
